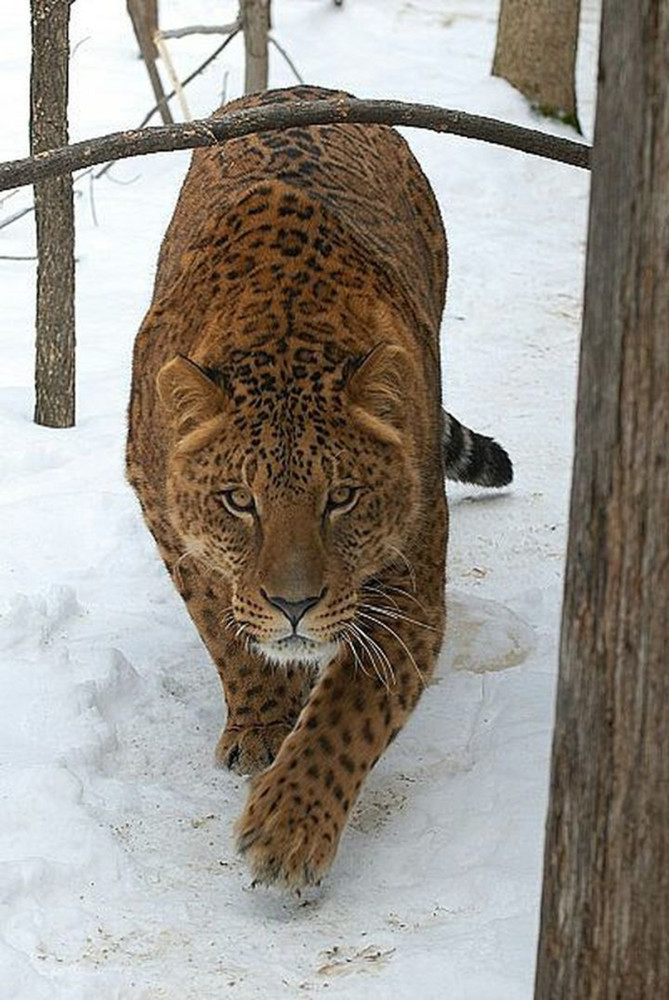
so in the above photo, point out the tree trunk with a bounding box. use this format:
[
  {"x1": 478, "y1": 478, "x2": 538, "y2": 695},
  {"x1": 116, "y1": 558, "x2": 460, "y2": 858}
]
[
  {"x1": 242, "y1": 0, "x2": 270, "y2": 94},
  {"x1": 126, "y1": 0, "x2": 159, "y2": 57},
  {"x1": 30, "y1": 0, "x2": 76, "y2": 428},
  {"x1": 534, "y1": 1, "x2": 669, "y2": 997},
  {"x1": 492, "y1": 0, "x2": 581, "y2": 130},
  {"x1": 126, "y1": 0, "x2": 173, "y2": 125}
]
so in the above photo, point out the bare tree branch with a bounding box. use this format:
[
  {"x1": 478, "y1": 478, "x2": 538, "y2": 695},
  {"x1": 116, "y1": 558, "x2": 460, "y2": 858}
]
[
  {"x1": 112, "y1": 29, "x2": 242, "y2": 137},
  {"x1": 0, "y1": 29, "x2": 243, "y2": 223},
  {"x1": 0, "y1": 204, "x2": 35, "y2": 231},
  {"x1": 0, "y1": 97, "x2": 591, "y2": 194},
  {"x1": 268, "y1": 35, "x2": 304, "y2": 84},
  {"x1": 158, "y1": 21, "x2": 240, "y2": 40}
]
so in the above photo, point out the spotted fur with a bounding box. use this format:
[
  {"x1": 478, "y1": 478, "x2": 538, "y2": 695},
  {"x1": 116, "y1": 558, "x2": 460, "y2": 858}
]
[{"x1": 127, "y1": 86, "x2": 509, "y2": 889}]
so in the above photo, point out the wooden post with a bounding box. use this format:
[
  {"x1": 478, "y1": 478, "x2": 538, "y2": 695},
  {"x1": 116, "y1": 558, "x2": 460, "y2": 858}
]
[
  {"x1": 242, "y1": 0, "x2": 270, "y2": 95},
  {"x1": 126, "y1": 0, "x2": 173, "y2": 125},
  {"x1": 493, "y1": 0, "x2": 582, "y2": 130},
  {"x1": 534, "y1": 1, "x2": 669, "y2": 997},
  {"x1": 30, "y1": 0, "x2": 76, "y2": 428}
]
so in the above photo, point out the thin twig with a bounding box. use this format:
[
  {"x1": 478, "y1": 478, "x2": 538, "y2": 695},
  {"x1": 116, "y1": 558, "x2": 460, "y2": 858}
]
[
  {"x1": 0, "y1": 96, "x2": 592, "y2": 193},
  {"x1": 0, "y1": 205, "x2": 35, "y2": 231},
  {"x1": 0, "y1": 23, "x2": 241, "y2": 228},
  {"x1": 71, "y1": 35, "x2": 91, "y2": 58},
  {"x1": 0, "y1": 187, "x2": 22, "y2": 207},
  {"x1": 0, "y1": 169, "x2": 90, "y2": 232},
  {"x1": 155, "y1": 28, "x2": 240, "y2": 118},
  {"x1": 88, "y1": 170, "x2": 98, "y2": 226},
  {"x1": 158, "y1": 21, "x2": 240, "y2": 40},
  {"x1": 95, "y1": 29, "x2": 240, "y2": 179},
  {"x1": 103, "y1": 169, "x2": 141, "y2": 186},
  {"x1": 154, "y1": 32, "x2": 191, "y2": 120},
  {"x1": 0, "y1": 254, "x2": 37, "y2": 260},
  {"x1": 269, "y1": 35, "x2": 304, "y2": 84}
]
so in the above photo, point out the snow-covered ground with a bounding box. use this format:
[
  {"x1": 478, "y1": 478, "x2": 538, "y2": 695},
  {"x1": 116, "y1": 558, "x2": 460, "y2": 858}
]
[{"x1": 0, "y1": 2, "x2": 599, "y2": 997}]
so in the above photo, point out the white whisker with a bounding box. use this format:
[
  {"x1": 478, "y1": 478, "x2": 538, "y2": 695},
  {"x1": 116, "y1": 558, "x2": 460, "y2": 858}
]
[
  {"x1": 363, "y1": 580, "x2": 429, "y2": 614},
  {"x1": 387, "y1": 544, "x2": 417, "y2": 593},
  {"x1": 340, "y1": 629, "x2": 370, "y2": 680},
  {"x1": 358, "y1": 601, "x2": 437, "y2": 632},
  {"x1": 357, "y1": 611, "x2": 425, "y2": 689},
  {"x1": 361, "y1": 584, "x2": 401, "y2": 609},
  {"x1": 350, "y1": 619, "x2": 396, "y2": 690},
  {"x1": 346, "y1": 622, "x2": 379, "y2": 682}
]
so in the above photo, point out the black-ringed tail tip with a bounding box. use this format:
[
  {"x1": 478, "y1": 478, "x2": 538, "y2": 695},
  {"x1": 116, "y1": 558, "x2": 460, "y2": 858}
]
[{"x1": 441, "y1": 409, "x2": 513, "y2": 488}]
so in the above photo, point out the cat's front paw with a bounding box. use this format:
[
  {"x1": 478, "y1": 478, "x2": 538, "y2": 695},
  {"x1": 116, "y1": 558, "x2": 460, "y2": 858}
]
[
  {"x1": 235, "y1": 761, "x2": 343, "y2": 888},
  {"x1": 215, "y1": 721, "x2": 293, "y2": 775}
]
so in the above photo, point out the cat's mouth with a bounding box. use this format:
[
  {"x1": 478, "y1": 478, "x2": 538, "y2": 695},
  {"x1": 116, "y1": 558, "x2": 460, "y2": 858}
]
[{"x1": 253, "y1": 634, "x2": 339, "y2": 668}]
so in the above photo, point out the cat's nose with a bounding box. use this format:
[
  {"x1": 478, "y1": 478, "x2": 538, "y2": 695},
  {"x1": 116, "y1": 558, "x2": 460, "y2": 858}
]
[{"x1": 262, "y1": 590, "x2": 325, "y2": 629}]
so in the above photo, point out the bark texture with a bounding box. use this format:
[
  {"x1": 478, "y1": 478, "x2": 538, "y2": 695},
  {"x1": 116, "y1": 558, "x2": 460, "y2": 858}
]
[
  {"x1": 127, "y1": 0, "x2": 173, "y2": 124},
  {"x1": 535, "y1": 1, "x2": 669, "y2": 997},
  {"x1": 493, "y1": 0, "x2": 581, "y2": 129},
  {"x1": 30, "y1": 0, "x2": 76, "y2": 428},
  {"x1": 0, "y1": 97, "x2": 591, "y2": 195},
  {"x1": 242, "y1": 0, "x2": 270, "y2": 94},
  {"x1": 127, "y1": 0, "x2": 158, "y2": 56}
]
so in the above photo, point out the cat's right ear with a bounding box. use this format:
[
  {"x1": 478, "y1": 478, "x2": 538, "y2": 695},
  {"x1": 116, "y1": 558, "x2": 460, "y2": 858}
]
[{"x1": 156, "y1": 356, "x2": 226, "y2": 440}]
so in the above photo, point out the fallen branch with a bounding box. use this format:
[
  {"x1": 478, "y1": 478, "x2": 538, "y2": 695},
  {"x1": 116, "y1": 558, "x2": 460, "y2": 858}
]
[{"x1": 0, "y1": 96, "x2": 591, "y2": 193}]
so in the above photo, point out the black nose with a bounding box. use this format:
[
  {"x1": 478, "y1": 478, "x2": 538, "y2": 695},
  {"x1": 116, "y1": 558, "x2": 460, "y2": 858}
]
[{"x1": 262, "y1": 590, "x2": 324, "y2": 629}]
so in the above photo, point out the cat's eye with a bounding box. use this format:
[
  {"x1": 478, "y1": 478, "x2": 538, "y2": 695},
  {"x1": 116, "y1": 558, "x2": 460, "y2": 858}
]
[
  {"x1": 327, "y1": 485, "x2": 360, "y2": 513},
  {"x1": 220, "y1": 487, "x2": 255, "y2": 516}
]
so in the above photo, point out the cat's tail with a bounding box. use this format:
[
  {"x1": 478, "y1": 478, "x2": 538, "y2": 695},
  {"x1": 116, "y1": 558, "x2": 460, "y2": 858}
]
[{"x1": 442, "y1": 409, "x2": 513, "y2": 488}]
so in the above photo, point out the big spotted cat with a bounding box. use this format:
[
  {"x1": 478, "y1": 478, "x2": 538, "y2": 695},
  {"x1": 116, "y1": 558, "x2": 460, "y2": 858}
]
[{"x1": 127, "y1": 85, "x2": 512, "y2": 889}]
